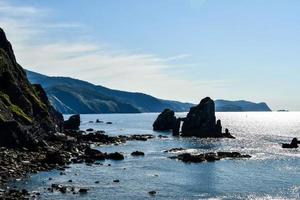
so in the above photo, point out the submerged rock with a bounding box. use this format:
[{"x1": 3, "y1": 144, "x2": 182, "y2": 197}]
[{"x1": 153, "y1": 109, "x2": 177, "y2": 131}]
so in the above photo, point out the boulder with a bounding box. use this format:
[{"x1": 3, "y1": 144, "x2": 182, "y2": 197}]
[
  {"x1": 153, "y1": 109, "x2": 177, "y2": 131},
  {"x1": 43, "y1": 151, "x2": 67, "y2": 165},
  {"x1": 131, "y1": 151, "x2": 145, "y2": 156},
  {"x1": 64, "y1": 115, "x2": 80, "y2": 130},
  {"x1": 107, "y1": 152, "x2": 124, "y2": 160},
  {"x1": 84, "y1": 147, "x2": 106, "y2": 160}
]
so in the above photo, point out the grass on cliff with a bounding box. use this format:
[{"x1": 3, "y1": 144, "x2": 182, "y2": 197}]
[{"x1": 0, "y1": 91, "x2": 33, "y2": 124}]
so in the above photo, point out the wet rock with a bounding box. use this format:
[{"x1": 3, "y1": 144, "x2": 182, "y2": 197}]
[
  {"x1": 172, "y1": 118, "x2": 181, "y2": 136},
  {"x1": 124, "y1": 134, "x2": 155, "y2": 141},
  {"x1": 106, "y1": 122, "x2": 112, "y2": 124},
  {"x1": 164, "y1": 147, "x2": 186, "y2": 153},
  {"x1": 84, "y1": 147, "x2": 106, "y2": 160},
  {"x1": 282, "y1": 138, "x2": 299, "y2": 148},
  {"x1": 86, "y1": 128, "x2": 94, "y2": 132},
  {"x1": 113, "y1": 179, "x2": 120, "y2": 183},
  {"x1": 217, "y1": 152, "x2": 251, "y2": 158},
  {"x1": 78, "y1": 188, "x2": 88, "y2": 193},
  {"x1": 149, "y1": 191, "x2": 156, "y2": 195},
  {"x1": 64, "y1": 114, "x2": 80, "y2": 130},
  {"x1": 95, "y1": 119, "x2": 103, "y2": 123},
  {"x1": 43, "y1": 151, "x2": 67, "y2": 165},
  {"x1": 153, "y1": 109, "x2": 177, "y2": 131},
  {"x1": 131, "y1": 151, "x2": 145, "y2": 156},
  {"x1": 107, "y1": 152, "x2": 124, "y2": 160},
  {"x1": 172, "y1": 152, "x2": 251, "y2": 163},
  {"x1": 158, "y1": 135, "x2": 168, "y2": 139}
]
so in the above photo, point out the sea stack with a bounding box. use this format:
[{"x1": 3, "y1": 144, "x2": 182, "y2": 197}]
[
  {"x1": 0, "y1": 28, "x2": 64, "y2": 149},
  {"x1": 153, "y1": 109, "x2": 177, "y2": 131},
  {"x1": 181, "y1": 97, "x2": 223, "y2": 137},
  {"x1": 153, "y1": 97, "x2": 234, "y2": 138}
]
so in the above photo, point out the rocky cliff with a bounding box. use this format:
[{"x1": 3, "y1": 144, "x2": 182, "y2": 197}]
[{"x1": 0, "y1": 28, "x2": 64, "y2": 149}]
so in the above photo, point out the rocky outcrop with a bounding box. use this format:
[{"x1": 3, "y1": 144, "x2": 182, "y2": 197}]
[
  {"x1": 153, "y1": 109, "x2": 177, "y2": 131},
  {"x1": 64, "y1": 114, "x2": 80, "y2": 130},
  {"x1": 181, "y1": 97, "x2": 229, "y2": 138},
  {"x1": 153, "y1": 97, "x2": 234, "y2": 138},
  {"x1": 170, "y1": 152, "x2": 251, "y2": 163},
  {"x1": 282, "y1": 138, "x2": 299, "y2": 148},
  {"x1": 0, "y1": 28, "x2": 64, "y2": 149}
]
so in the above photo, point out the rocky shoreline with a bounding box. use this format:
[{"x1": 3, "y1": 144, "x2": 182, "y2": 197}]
[{"x1": 0, "y1": 128, "x2": 155, "y2": 199}]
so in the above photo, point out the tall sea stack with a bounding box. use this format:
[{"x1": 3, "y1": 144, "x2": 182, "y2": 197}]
[
  {"x1": 0, "y1": 28, "x2": 64, "y2": 149},
  {"x1": 181, "y1": 97, "x2": 222, "y2": 137}
]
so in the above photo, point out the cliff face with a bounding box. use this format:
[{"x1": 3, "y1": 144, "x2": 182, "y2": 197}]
[{"x1": 0, "y1": 28, "x2": 64, "y2": 149}]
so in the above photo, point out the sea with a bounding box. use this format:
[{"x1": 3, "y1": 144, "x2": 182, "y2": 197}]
[{"x1": 11, "y1": 112, "x2": 300, "y2": 200}]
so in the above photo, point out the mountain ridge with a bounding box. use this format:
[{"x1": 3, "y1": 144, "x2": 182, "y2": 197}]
[
  {"x1": 27, "y1": 70, "x2": 272, "y2": 114},
  {"x1": 27, "y1": 70, "x2": 193, "y2": 114}
]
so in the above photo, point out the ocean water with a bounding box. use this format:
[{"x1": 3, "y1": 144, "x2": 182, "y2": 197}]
[{"x1": 11, "y1": 112, "x2": 300, "y2": 200}]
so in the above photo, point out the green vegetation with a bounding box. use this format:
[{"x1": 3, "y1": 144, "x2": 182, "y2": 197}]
[{"x1": 0, "y1": 91, "x2": 32, "y2": 124}]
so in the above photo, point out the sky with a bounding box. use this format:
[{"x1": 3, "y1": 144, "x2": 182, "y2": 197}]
[{"x1": 0, "y1": 0, "x2": 299, "y2": 110}]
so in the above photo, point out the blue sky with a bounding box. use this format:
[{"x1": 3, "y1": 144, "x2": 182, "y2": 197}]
[{"x1": 1, "y1": 0, "x2": 300, "y2": 110}]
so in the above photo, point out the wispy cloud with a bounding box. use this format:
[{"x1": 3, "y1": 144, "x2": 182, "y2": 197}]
[{"x1": 0, "y1": 0, "x2": 230, "y2": 103}]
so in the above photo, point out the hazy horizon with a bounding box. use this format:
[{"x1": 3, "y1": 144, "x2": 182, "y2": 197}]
[{"x1": 1, "y1": 0, "x2": 299, "y2": 110}]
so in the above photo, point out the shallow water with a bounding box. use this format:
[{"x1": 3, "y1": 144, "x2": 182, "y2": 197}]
[{"x1": 11, "y1": 112, "x2": 300, "y2": 199}]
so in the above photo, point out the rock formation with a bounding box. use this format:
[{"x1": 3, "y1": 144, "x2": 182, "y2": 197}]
[
  {"x1": 282, "y1": 138, "x2": 299, "y2": 148},
  {"x1": 0, "y1": 28, "x2": 64, "y2": 149},
  {"x1": 64, "y1": 114, "x2": 80, "y2": 130},
  {"x1": 181, "y1": 97, "x2": 224, "y2": 137},
  {"x1": 153, "y1": 97, "x2": 234, "y2": 138},
  {"x1": 153, "y1": 109, "x2": 177, "y2": 131}
]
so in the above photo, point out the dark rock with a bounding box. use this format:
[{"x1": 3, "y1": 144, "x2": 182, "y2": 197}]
[
  {"x1": 181, "y1": 97, "x2": 233, "y2": 138},
  {"x1": 172, "y1": 118, "x2": 181, "y2": 136},
  {"x1": 95, "y1": 181, "x2": 100, "y2": 184},
  {"x1": 124, "y1": 134, "x2": 155, "y2": 141},
  {"x1": 43, "y1": 151, "x2": 66, "y2": 165},
  {"x1": 149, "y1": 191, "x2": 156, "y2": 195},
  {"x1": 131, "y1": 151, "x2": 145, "y2": 156},
  {"x1": 106, "y1": 122, "x2": 112, "y2": 124},
  {"x1": 78, "y1": 188, "x2": 88, "y2": 193},
  {"x1": 64, "y1": 115, "x2": 80, "y2": 130},
  {"x1": 158, "y1": 135, "x2": 168, "y2": 139},
  {"x1": 84, "y1": 147, "x2": 106, "y2": 160},
  {"x1": 113, "y1": 179, "x2": 120, "y2": 183},
  {"x1": 86, "y1": 128, "x2": 94, "y2": 132},
  {"x1": 153, "y1": 109, "x2": 177, "y2": 131},
  {"x1": 282, "y1": 138, "x2": 299, "y2": 148},
  {"x1": 107, "y1": 152, "x2": 124, "y2": 160},
  {"x1": 173, "y1": 152, "x2": 251, "y2": 163},
  {"x1": 164, "y1": 147, "x2": 186, "y2": 153},
  {"x1": 0, "y1": 27, "x2": 64, "y2": 150},
  {"x1": 95, "y1": 119, "x2": 103, "y2": 123},
  {"x1": 217, "y1": 151, "x2": 251, "y2": 158}
]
